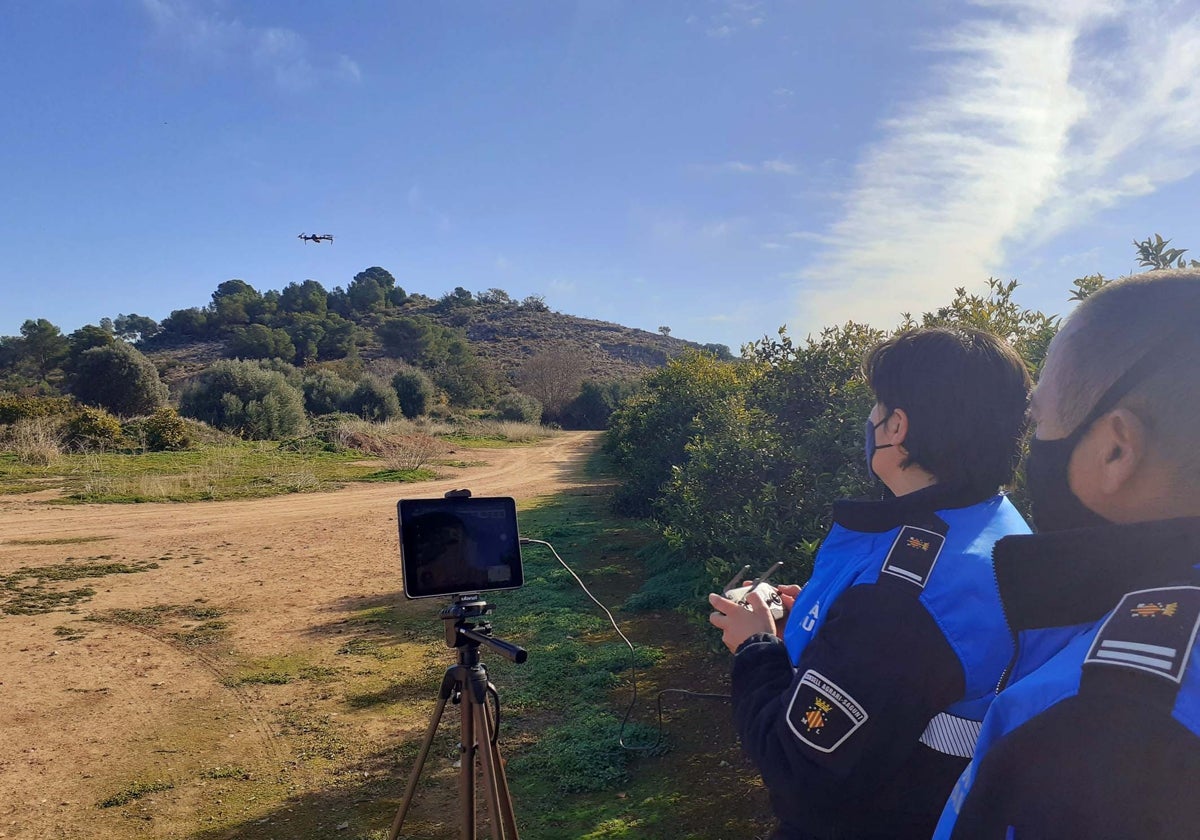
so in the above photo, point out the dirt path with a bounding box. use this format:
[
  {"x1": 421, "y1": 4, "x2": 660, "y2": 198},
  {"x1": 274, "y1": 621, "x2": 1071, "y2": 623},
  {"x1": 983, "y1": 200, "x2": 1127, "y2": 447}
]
[{"x1": 0, "y1": 432, "x2": 602, "y2": 839}]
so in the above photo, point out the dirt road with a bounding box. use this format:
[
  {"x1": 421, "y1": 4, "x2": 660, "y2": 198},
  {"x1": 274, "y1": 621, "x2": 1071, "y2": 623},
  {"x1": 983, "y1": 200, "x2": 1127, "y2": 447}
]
[{"x1": 0, "y1": 432, "x2": 602, "y2": 839}]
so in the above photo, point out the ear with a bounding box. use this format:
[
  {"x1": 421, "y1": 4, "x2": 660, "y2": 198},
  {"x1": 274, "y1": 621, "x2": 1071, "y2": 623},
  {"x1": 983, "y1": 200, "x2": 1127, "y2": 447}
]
[
  {"x1": 885, "y1": 407, "x2": 910, "y2": 448},
  {"x1": 1090, "y1": 408, "x2": 1147, "y2": 495}
]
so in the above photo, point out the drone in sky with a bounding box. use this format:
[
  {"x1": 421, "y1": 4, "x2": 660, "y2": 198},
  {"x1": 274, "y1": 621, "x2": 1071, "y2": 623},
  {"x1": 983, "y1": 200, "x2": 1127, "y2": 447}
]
[{"x1": 298, "y1": 233, "x2": 334, "y2": 244}]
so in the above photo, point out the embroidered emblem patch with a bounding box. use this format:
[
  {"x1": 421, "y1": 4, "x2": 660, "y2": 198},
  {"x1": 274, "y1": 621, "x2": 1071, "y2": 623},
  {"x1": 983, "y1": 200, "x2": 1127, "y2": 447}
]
[
  {"x1": 880, "y1": 525, "x2": 945, "y2": 589},
  {"x1": 1084, "y1": 586, "x2": 1200, "y2": 684},
  {"x1": 786, "y1": 670, "x2": 868, "y2": 753},
  {"x1": 1131, "y1": 602, "x2": 1178, "y2": 618}
]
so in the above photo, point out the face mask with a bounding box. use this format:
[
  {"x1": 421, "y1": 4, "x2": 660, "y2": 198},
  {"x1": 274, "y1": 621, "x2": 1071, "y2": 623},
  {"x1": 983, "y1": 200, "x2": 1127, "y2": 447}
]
[
  {"x1": 864, "y1": 414, "x2": 895, "y2": 484},
  {"x1": 1024, "y1": 432, "x2": 1109, "y2": 532},
  {"x1": 1024, "y1": 325, "x2": 1184, "y2": 532}
]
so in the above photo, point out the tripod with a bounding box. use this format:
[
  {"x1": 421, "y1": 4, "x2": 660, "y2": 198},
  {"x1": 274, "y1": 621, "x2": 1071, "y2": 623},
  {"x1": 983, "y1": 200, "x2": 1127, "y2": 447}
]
[{"x1": 388, "y1": 596, "x2": 527, "y2": 840}]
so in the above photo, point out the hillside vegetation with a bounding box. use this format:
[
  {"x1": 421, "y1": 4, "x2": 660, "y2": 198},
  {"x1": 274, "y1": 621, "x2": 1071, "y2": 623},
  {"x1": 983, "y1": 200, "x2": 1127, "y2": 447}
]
[{"x1": 0, "y1": 269, "x2": 731, "y2": 440}]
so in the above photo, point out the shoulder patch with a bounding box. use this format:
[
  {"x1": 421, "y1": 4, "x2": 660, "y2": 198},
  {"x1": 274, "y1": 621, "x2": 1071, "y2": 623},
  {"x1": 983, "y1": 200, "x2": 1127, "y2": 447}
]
[
  {"x1": 879, "y1": 525, "x2": 945, "y2": 589},
  {"x1": 786, "y1": 669, "x2": 868, "y2": 753},
  {"x1": 1084, "y1": 586, "x2": 1200, "y2": 684}
]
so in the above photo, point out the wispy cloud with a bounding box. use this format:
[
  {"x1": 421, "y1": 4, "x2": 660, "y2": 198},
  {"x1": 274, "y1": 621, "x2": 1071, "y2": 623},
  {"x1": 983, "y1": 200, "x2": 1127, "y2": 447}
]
[
  {"x1": 796, "y1": 0, "x2": 1200, "y2": 331},
  {"x1": 701, "y1": 158, "x2": 801, "y2": 176},
  {"x1": 140, "y1": 0, "x2": 361, "y2": 91},
  {"x1": 688, "y1": 0, "x2": 767, "y2": 39}
]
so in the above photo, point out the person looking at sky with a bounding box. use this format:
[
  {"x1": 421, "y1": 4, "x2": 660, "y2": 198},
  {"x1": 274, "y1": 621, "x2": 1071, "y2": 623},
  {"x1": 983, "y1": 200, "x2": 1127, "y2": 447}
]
[
  {"x1": 709, "y1": 327, "x2": 1032, "y2": 839},
  {"x1": 934, "y1": 269, "x2": 1200, "y2": 838}
]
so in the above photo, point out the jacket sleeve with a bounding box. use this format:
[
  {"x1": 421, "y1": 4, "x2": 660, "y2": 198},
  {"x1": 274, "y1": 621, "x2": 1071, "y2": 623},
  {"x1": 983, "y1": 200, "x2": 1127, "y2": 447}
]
[{"x1": 731, "y1": 580, "x2": 965, "y2": 804}]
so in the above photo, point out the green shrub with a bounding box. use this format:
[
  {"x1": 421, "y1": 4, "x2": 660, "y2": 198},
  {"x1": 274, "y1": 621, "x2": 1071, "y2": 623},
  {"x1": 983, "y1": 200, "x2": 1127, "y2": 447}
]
[
  {"x1": 142, "y1": 407, "x2": 191, "y2": 451},
  {"x1": 301, "y1": 369, "x2": 355, "y2": 416},
  {"x1": 0, "y1": 395, "x2": 76, "y2": 425},
  {"x1": 492, "y1": 391, "x2": 542, "y2": 424},
  {"x1": 604, "y1": 350, "x2": 748, "y2": 517},
  {"x1": 343, "y1": 375, "x2": 400, "y2": 421},
  {"x1": 64, "y1": 406, "x2": 123, "y2": 450},
  {"x1": 179, "y1": 360, "x2": 308, "y2": 440},
  {"x1": 391, "y1": 366, "x2": 435, "y2": 418}
]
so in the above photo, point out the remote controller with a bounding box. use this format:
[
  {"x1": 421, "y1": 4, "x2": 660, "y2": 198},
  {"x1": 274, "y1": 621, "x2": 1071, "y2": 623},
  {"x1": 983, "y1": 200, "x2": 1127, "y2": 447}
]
[{"x1": 723, "y1": 581, "x2": 786, "y2": 620}]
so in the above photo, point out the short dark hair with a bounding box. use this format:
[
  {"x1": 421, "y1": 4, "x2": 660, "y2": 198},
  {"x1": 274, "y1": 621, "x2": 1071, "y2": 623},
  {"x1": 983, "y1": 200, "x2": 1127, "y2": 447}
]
[{"x1": 863, "y1": 327, "x2": 1031, "y2": 493}]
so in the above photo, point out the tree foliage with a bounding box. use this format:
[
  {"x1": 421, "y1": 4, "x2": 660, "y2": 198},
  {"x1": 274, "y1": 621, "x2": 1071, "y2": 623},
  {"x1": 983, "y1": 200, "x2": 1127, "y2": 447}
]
[
  {"x1": 391, "y1": 366, "x2": 435, "y2": 418},
  {"x1": 1134, "y1": 233, "x2": 1200, "y2": 271},
  {"x1": 301, "y1": 369, "x2": 356, "y2": 416},
  {"x1": 67, "y1": 342, "x2": 168, "y2": 417},
  {"x1": 605, "y1": 350, "x2": 748, "y2": 517},
  {"x1": 179, "y1": 360, "x2": 308, "y2": 439},
  {"x1": 342, "y1": 375, "x2": 401, "y2": 421}
]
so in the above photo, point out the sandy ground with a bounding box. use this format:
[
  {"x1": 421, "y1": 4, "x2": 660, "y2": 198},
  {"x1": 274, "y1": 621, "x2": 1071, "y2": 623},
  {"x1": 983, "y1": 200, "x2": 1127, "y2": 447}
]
[{"x1": 0, "y1": 432, "x2": 602, "y2": 839}]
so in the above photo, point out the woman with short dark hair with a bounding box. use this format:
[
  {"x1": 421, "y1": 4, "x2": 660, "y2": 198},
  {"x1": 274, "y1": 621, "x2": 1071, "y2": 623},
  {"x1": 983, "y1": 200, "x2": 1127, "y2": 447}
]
[{"x1": 709, "y1": 327, "x2": 1032, "y2": 839}]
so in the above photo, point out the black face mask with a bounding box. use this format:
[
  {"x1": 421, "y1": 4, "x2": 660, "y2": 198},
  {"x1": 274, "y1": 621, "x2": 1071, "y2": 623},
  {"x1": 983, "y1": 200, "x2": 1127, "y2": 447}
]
[
  {"x1": 1025, "y1": 328, "x2": 1183, "y2": 533},
  {"x1": 864, "y1": 413, "x2": 895, "y2": 484},
  {"x1": 1025, "y1": 431, "x2": 1109, "y2": 532}
]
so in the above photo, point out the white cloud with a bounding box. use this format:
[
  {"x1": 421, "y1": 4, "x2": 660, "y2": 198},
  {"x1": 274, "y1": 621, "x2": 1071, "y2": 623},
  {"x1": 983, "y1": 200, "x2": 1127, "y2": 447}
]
[
  {"x1": 689, "y1": 0, "x2": 767, "y2": 39},
  {"x1": 140, "y1": 0, "x2": 361, "y2": 91},
  {"x1": 761, "y1": 159, "x2": 799, "y2": 175},
  {"x1": 795, "y1": 0, "x2": 1200, "y2": 331},
  {"x1": 703, "y1": 158, "x2": 801, "y2": 176}
]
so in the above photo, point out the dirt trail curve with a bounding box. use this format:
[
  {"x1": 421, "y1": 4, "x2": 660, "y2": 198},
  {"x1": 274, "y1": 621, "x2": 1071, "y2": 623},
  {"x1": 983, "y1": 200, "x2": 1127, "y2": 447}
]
[{"x1": 0, "y1": 432, "x2": 602, "y2": 839}]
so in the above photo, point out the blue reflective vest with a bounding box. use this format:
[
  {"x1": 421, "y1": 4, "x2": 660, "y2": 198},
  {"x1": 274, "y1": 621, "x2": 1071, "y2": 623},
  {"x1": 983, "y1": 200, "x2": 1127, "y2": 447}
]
[
  {"x1": 934, "y1": 517, "x2": 1200, "y2": 839},
  {"x1": 784, "y1": 493, "x2": 1028, "y2": 729}
]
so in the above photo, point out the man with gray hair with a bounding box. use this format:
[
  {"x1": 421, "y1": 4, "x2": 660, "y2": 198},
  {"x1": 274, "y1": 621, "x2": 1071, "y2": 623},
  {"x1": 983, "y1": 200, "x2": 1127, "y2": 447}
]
[{"x1": 934, "y1": 269, "x2": 1200, "y2": 838}]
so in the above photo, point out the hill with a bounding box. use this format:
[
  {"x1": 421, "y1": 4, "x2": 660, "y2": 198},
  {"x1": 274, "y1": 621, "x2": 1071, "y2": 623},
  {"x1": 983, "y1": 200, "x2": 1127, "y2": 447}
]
[
  {"x1": 134, "y1": 275, "x2": 726, "y2": 389},
  {"x1": 0, "y1": 271, "x2": 734, "y2": 428}
]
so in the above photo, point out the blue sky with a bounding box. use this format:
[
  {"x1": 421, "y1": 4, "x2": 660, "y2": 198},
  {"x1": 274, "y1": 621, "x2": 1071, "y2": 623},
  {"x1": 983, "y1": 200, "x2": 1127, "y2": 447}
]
[{"x1": 3, "y1": 0, "x2": 1199, "y2": 350}]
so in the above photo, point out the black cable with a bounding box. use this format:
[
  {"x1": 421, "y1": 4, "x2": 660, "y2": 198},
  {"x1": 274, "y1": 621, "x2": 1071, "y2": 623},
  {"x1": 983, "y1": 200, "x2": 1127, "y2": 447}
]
[{"x1": 519, "y1": 538, "x2": 731, "y2": 753}]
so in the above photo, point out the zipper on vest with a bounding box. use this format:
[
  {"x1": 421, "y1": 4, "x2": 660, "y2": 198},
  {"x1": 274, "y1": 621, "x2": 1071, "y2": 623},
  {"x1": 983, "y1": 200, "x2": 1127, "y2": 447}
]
[{"x1": 992, "y1": 553, "x2": 1018, "y2": 694}]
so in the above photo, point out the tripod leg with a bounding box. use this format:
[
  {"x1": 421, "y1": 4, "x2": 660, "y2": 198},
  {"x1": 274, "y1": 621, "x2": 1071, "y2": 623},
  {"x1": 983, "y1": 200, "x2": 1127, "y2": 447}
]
[
  {"x1": 475, "y1": 697, "x2": 521, "y2": 839},
  {"x1": 460, "y1": 683, "x2": 477, "y2": 840},
  {"x1": 388, "y1": 690, "x2": 452, "y2": 840}
]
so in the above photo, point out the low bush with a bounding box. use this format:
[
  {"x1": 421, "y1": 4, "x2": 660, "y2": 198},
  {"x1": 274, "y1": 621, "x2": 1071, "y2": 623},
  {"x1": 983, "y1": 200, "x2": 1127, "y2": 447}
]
[
  {"x1": 301, "y1": 369, "x2": 355, "y2": 416},
  {"x1": 492, "y1": 391, "x2": 542, "y2": 424},
  {"x1": 142, "y1": 407, "x2": 191, "y2": 451},
  {"x1": 179, "y1": 360, "x2": 308, "y2": 440},
  {"x1": 342, "y1": 375, "x2": 401, "y2": 422},
  {"x1": 377, "y1": 432, "x2": 445, "y2": 471},
  {"x1": 0, "y1": 395, "x2": 76, "y2": 425},
  {"x1": 64, "y1": 406, "x2": 123, "y2": 451}
]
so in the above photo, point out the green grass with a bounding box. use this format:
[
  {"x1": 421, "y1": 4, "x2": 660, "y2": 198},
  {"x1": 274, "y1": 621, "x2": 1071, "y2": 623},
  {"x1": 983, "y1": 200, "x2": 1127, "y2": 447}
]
[
  {"x1": 199, "y1": 765, "x2": 253, "y2": 780},
  {"x1": 0, "y1": 444, "x2": 436, "y2": 504},
  {"x1": 97, "y1": 779, "x2": 175, "y2": 808},
  {"x1": 5, "y1": 535, "x2": 114, "y2": 546},
  {"x1": 451, "y1": 495, "x2": 667, "y2": 821},
  {"x1": 1, "y1": 558, "x2": 161, "y2": 616},
  {"x1": 226, "y1": 654, "x2": 340, "y2": 686}
]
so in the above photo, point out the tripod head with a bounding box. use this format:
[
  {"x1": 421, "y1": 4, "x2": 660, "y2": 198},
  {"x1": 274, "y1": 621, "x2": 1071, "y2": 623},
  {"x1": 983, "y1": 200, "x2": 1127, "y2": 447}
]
[{"x1": 440, "y1": 594, "x2": 527, "y2": 664}]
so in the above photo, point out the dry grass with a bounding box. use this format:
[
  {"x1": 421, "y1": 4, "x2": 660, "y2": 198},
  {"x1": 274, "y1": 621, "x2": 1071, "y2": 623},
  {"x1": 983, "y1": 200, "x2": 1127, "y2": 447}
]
[
  {"x1": 377, "y1": 433, "x2": 444, "y2": 471},
  {"x1": 331, "y1": 417, "x2": 555, "y2": 460},
  {"x1": 7, "y1": 417, "x2": 63, "y2": 466}
]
